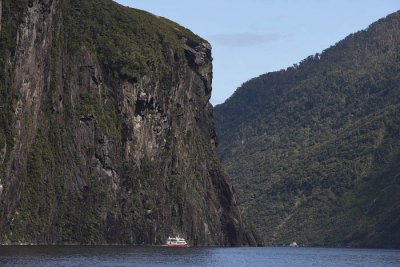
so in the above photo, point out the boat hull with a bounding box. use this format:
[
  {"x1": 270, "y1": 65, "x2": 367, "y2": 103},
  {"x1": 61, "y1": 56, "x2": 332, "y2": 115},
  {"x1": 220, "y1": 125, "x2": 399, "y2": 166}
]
[{"x1": 162, "y1": 244, "x2": 190, "y2": 247}]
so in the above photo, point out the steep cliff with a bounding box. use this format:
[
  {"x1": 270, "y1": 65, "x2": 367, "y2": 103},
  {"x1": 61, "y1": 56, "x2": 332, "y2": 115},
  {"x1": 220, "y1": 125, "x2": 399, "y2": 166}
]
[
  {"x1": 215, "y1": 11, "x2": 400, "y2": 248},
  {"x1": 0, "y1": 0, "x2": 255, "y2": 246}
]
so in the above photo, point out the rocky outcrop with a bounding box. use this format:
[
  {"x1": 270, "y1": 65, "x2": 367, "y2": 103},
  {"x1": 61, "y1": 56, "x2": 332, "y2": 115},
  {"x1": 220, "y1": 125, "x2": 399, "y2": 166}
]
[{"x1": 0, "y1": 0, "x2": 256, "y2": 246}]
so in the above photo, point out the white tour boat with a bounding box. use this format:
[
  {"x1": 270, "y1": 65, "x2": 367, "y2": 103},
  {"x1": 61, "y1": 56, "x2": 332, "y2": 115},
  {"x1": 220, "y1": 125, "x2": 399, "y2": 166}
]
[{"x1": 163, "y1": 236, "x2": 189, "y2": 247}]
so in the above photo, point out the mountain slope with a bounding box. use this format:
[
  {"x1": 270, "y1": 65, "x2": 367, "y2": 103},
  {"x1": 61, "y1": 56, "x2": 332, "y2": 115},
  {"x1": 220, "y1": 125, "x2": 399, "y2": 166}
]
[
  {"x1": 214, "y1": 11, "x2": 400, "y2": 248},
  {"x1": 0, "y1": 0, "x2": 256, "y2": 245}
]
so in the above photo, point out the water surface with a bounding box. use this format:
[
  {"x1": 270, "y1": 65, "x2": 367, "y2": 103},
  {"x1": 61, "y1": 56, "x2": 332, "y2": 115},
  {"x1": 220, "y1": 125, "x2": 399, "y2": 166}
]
[{"x1": 0, "y1": 246, "x2": 399, "y2": 266}]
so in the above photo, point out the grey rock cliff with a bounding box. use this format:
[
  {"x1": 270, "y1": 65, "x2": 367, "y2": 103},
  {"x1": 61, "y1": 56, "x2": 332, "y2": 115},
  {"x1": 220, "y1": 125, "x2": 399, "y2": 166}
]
[{"x1": 0, "y1": 0, "x2": 257, "y2": 246}]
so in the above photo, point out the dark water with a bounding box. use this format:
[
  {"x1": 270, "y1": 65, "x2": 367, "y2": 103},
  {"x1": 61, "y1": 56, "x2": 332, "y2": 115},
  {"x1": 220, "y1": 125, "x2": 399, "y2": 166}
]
[{"x1": 0, "y1": 246, "x2": 399, "y2": 267}]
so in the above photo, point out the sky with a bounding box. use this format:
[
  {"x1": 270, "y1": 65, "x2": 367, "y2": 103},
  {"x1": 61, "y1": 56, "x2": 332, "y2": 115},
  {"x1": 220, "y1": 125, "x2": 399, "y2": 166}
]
[{"x1": 114, "y1": 0, "x2": 399, "y2": 105}]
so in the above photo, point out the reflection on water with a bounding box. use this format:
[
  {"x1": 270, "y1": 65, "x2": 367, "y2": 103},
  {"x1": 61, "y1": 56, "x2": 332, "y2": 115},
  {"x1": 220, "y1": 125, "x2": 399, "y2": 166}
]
[{"x1": 0, "y1": 246, "x2": 399, "y2": 267}]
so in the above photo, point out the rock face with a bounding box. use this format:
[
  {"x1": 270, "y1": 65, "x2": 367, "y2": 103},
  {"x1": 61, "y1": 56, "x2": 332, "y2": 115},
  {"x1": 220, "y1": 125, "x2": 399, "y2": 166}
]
[
  {"x1": 0, "y1": 0, "x2": 2, "y2": 33},
  {"x1": 0, "y1": 0, "x2": 255, "y2": 245},
  {"x1": 214, "y1": 11, "x2": 400, "y2": 248}
]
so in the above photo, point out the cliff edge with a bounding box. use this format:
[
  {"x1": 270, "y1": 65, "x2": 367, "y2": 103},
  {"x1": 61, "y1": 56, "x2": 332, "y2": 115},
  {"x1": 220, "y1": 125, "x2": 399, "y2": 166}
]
[{"x1": 0, "y1": 0, "x2": 256, "y2": 246}]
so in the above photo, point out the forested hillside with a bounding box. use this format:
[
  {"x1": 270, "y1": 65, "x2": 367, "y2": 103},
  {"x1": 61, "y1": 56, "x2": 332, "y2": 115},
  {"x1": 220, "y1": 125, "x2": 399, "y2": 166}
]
[{"x1": 214, "y1": 11, "x2": 400, "y2": 248}]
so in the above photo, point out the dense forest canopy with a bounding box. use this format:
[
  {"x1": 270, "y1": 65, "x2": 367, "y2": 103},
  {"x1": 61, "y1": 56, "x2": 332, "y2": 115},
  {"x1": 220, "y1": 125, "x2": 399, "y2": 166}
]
[{"x1": 214, "y1": 11, "x2": 400, "y2": 248}]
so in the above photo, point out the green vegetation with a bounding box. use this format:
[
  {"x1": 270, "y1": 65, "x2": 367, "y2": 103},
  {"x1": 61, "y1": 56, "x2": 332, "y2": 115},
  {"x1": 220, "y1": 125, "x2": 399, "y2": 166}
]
[
  {"x1": 10, "y1": 133, "x2": 56, "y2": 242},
  {"x1": 77, "y1": 92, "x2": 122, "y2": 140},
  {"x1": 62, "y1": 0, "x2": 201, "y2": 85},
  {"x1": 214, "y1": 11, "x2": 400, "y2": 248},
  {"x1": 10, "y1": 124, "x2": 75, "y2": 243}
]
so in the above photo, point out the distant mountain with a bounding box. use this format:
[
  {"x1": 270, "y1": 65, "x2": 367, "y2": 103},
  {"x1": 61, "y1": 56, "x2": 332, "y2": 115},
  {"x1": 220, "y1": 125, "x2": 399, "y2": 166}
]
[{"x1": 214, "y1": 11, "x2": 400, "y2": 248}]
